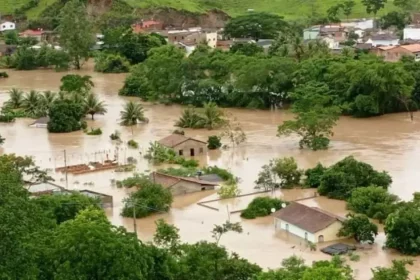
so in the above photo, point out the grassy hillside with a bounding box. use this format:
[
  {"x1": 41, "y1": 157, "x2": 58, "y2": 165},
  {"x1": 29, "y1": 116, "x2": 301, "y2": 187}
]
[{"x1": 0, "y1": 0, "x2": 397, "y2": 20}]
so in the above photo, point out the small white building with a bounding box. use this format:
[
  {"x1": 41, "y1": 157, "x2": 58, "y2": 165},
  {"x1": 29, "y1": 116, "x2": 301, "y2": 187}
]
[
  {"x1": 29, "y1": 117, "x2": 49, "y2": 128},
  {"x1": 320, "y1": 36, "x2": 340, "y2": 50},
  {"x1": 0, "y1": 21, "x2": 15, "y2": 32},
  {"x1": 367, "y1": 33, "x2": 399, "y2": 47},
  {"x1": 273, "y1": 202, "x2": 345, "y2": 243},
  {"x1": 404, "y1": 25, "x2": 420, "y2": 40},
  {"x1": 340, "y1": 19, "x2": 374, "y2": 30}
]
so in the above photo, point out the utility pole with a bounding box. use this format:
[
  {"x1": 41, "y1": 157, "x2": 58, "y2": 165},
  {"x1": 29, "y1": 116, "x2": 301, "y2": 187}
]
[
  {"x1": 132, "y1": 199, "x2": 138, "y2": 236},
  {"x1": 63, "y1": 149, "x2": 68, "y2": 189}
]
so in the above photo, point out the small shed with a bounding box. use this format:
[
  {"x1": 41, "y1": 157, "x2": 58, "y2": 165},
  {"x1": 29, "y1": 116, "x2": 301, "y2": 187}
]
[
  {"x1": 272, "y1": 202, "x2": 346, "y2": 243},
  {"x1": 158, "y1": 134, "x2": 207, "y2": 156},
  {"x1": 151, "y1": 172, "x2": 218, "y2": 195},
  {"x1": 30, "y1": 117, "x2": 49, "y2": 128}
]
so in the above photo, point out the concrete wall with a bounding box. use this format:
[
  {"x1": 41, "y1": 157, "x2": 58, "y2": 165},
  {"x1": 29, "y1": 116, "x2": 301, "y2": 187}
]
[
  {"x1": 170, "y1": 180, "x2": 214, "y2": 196},
  {"x1": 174, "y1": 139, "x2": 207, "y2": 157},
  {"x1": 315, "y1": 221, "x2": 344, "y2": 243},
  {"x1": 0, "y1": 22, "x2": 15, "y2": 32},
  {"x1": 274, "y1": 218, "x2": 343, "y2": 243},
  {"x1": 369, "y1": 38, "x2": 399, "y2": 47},
  {"x1": 274, "y1": 218, "x2": 316, "y2": 243},
  {"x1": 404, "y1": 27, "x2": 420, "y2": 40},
  {"x1": 205, "y1": 32, "x2": 218, "y2": 48}
]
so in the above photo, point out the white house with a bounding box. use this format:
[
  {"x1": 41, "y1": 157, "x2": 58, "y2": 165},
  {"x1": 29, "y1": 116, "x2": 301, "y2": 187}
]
[
  {"x1": 0, "y1": 21, "x2": 15, "y2": 32},
  {"x1": 273, "y1": 202, "x2": 345, "y2": 243},
  {"x1": 404, "y1": 25, "x2": 420, "y2": 40},
  {"x1": 320, "y1": 36, "x2": 340, "y2": 50},
  {"x1": 340, "y1": 19, "x2": 374, "y2": 30},
  {"x1": 366, "y1": 33, "x2": 399, "y2": 47}
]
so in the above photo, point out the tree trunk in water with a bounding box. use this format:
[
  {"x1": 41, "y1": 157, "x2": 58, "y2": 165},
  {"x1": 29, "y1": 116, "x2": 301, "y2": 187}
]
[{"x1": 91, "y1": 114, "x2": 94, "y2": 120}]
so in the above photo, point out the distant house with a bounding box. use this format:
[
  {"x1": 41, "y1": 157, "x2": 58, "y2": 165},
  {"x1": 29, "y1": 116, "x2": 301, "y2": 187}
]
[
  {"x1": 151, "y1": 172, "x2": 218, "y2": 195},
  {"x1": 272, "y1": 202, "x2": 345, "y2": 243},
  {"x1": 164, "y1": 28, "x2": 218, "y2": 53},
  {"x1": 303, "y1": 26, "x2": 320, "y2": 40},
  {"x1": 29, "y1": 117, "x2": 49, "y2": 128},
  {"x1": 340, "y1": 18, "x2": 374, "y2": 30},
  {"x1": 79, "y1": 189, "x2": 113, "y2": 208},
  {"x1": 19, "y1": 29, "x2": 43, "y2": 41},
  {"x1": 372, "y1": 44, "x2": 420, "y2": 62},
  {"x1": 319, "y1": 25, "x2": 347, "y2": 43},
  {"x1": 367, "y1": 33, "x2": 399, "y2": 47},
  {"x1": 404, "y1": 25, "x2": 420, "y2": 40},
  {"x1": 0, "y1": 21, "x2": 15, "y2": 32},
  {"x1": 158, "y1": 134, "x2": 207, "y2": 156}
]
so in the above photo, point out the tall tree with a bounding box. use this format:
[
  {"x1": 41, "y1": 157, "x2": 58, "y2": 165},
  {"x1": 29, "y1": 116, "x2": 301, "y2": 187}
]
[
  {"x1": 84, "y1": 93, "x2": 107, "y2": 120},
  {"x1": 58, "y1": 0, "x2": 94, "y2": 69},
  {"x1": 394, "y1": 0, "x2": 418, "y2": 11},
  {"x1": 47, "y1": 99, "x2": 85, "y2": 133},
  {"x1": 224, "y1": 12, "x2": 287, "y2": 41},
  {"x1": 60, "y1": 74, "x2": 94, "y2": 95},
  {"x1": 120, "y1": 101, "x2": 148, "y2": 134},
  {"x1": 277, "y1": 82, "x2": 341, "y2": 150},
  {"x1": 327, "y1": 4, "x2": 344, "y2": 22},
  {"x1": 5, "y1": 88, "x2": 24, "y2": 109},
  {"x1": 342, "y1": 0, "x2": 356, "y2": 19},
  {"x1": 21, "y1": 90, "x2": 42, "y2": 118},
  {"x1": 338, "y1": 213, "x2": 378, "y2": 243},
  {"x1": 362, "y1": 0, "x2": 388, "y2": 18}
]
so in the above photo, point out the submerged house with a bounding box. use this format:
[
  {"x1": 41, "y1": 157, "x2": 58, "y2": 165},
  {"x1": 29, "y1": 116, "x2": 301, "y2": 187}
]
[
  {"x1": 151, "y1": 172, "x2": 218, "y2": 195},
  {"x1": 29, "y1": 117, "x2": 49, "y2": 128},
  {"x1": 158, "y1": 134, "x2": 207, "y2": 156},
  {"x1": 272, "y1": 202, "x2": 345, "y2": 243}
]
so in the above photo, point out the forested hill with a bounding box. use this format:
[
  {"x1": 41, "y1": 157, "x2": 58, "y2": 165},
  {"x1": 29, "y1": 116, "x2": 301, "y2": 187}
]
[{"x1": 0, "y1": 0, "x2": 397, "y2": 21}]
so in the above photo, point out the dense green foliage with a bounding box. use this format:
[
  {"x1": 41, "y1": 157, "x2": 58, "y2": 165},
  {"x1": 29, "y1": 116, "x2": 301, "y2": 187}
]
[
  {"x1": 207, "y1": 135, "x2": 222, "y2": 149},
  {"x1": 85, "y1": 127, "x2": 103, "y2": 135},
  {"x1": 47, "y1": 99, "x2": 85, "y2": 133},
  {"x1": 224, "y1": 12, "x2": 287, "y2": 41},
  {"x1": 94, "y1": 52, "x2": 130, "y2": 73},
  {"x1": 371, "y1": 259, "x2": 413, "y2": 280},
  {"x1": 159, "y1": 165, "x2": 235, "y2": 183},
  {"x1": 304, "y1": 163, "x2": 326, "y2": 188},
  {"x1": 2, "y1": 89, "x2": 56, "y2": 119},
  {"x1": 33, "y1": 192, "x2": 100, "y2": 224},
  {"x1": 58, "y1": 0, "x2": 94, "y2": 69},
  {"x1": 121, "y1": 176, "x2": 173, "y2": 218},
  {"x1": 60, "y1": 74, "x2": 94, "y2": 94},
  {"x1": 317, "y1": 156, "x2": 392, "y2": 200},
  {"x1": 3, "y1": 45, "x2": 70, "y2": 71},
  {"x1": 347, "y1": 186, "x2": 399, "y2": 222},
  {"x1": 241, "y1": 197, "x2": 286, "y2": 219},
  {"x1": 385, "y1": 199, "x2": 420, "y2": 255},
  {"x1": 338, "y1": 213, "x2": 378, "y2": 243}
]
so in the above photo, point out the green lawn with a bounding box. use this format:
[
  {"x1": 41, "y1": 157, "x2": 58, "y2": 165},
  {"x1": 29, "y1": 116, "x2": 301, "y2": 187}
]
[{"x1": 0, "y1": 0, "x2": 397, "y2": 20}]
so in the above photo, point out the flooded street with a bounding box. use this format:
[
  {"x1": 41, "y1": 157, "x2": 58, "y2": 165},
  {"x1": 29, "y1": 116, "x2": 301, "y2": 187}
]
[{"x1": 2, "y1": 66, "x2": 420, "y2": 279}]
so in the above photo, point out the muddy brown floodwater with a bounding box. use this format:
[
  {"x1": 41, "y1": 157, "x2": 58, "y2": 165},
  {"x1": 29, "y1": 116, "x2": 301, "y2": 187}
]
[{"x1": 2, "y1": 64, "x2": 420, "y2": 279}]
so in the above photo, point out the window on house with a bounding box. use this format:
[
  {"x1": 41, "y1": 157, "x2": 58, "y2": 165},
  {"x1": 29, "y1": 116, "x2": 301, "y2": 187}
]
[
  {"x1": 174, "y1": 36, "x2": 177, "y2": 40},
  {"x1": 10, "y1": 25, "x2": 12, "y2": 28},
  {"x1": 182, "y1": 36, "x2": 184, "y2": 39},
  {"x1": 199, "y1": 148, "x2": 204, "y2": 154},
  {"x1": 304, "y1": 232, "x2": 308, "y2": 240},
  {"x1": 179, "y1": 150, "x2": 183, "y2": 156},
  {"x1": 2, "y1": 25, "x2": 5, "y2": 29},
  {"x1": 285, "y1": 224, "x2": 289, "y2": 232}
]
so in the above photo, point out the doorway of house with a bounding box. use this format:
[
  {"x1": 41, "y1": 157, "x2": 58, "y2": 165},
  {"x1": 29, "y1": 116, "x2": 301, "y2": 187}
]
[
  {"x1": 318, "y1": 235, "x2": 324, "y2": 243},
  {"x1": 190, "y1": 148, "x2": 195, "y2": 156}
]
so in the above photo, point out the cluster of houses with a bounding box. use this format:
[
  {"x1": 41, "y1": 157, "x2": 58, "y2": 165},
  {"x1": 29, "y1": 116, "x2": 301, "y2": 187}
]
[{"x1": 303, "y1": 13, "x2": 420, "y2": 62}]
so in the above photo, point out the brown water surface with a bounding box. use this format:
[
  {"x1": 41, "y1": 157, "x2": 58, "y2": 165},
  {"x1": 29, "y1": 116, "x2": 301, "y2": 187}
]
[{"x1": 1, "y1": 67, "x2": 420, "y2": 279}]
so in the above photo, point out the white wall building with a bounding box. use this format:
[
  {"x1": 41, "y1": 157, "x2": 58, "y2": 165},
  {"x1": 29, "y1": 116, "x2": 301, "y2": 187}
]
[
  {"x1": 404, "y1": 25, "x2": 420, "y2": 40},
  {"x1": 367, "y1": 33, "x2": 399, "y2": 47},
  {"x1": 0, "y1": 21, "x2": 15, "y2": 32},
  {"x1": 340, "y1": 19, "x2": 374, "y2": 30},
  {"x1": 273, "y1": 202, "x2": 345, "y2": 243}
]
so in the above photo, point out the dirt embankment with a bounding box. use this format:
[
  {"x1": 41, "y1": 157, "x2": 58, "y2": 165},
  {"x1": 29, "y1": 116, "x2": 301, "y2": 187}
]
[{"x1": 139, "y1": 8, "x2": 230, "y2": 28}]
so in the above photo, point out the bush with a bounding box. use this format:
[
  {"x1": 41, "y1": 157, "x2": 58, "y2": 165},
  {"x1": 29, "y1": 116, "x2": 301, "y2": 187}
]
[
  {"x1": 338, "y1": 213, "x2": 378, "y2": 244},
  {"x1": 94, "y1": 53, "x2": 130, "y2": 73},
  {"x1": 127, "y1": 139, "x2": 139, "y2": 149},
  {"x1": 304, "y1": 163, "x2": 326, "y2": 188},
  {"x1": 121, "y1": 176, "x2": 173, "y2": 218},
  {"x1": 271, "y1": 157, "x2": 302, "y2": 188},
  {"x1": 0, "y1": 72, "x2": 9, "y2": 78},
  {"x1": 0, "y1": 113, "x2": 16, "y2": 122},
  {"x1": 318, "y1": 156, "x2": 392, "y2": 200},
  {"x1": 202, "y1": 166, "x2": 235, "y2": 182},
  {"x1": 173, "y1": 129, "x2": 185, "y2": 135},
  {"x1": 241, "y1": 197, "x2": 287, "y2": 219},
  {"x1": 47, "y1": 100, "x2": 85, "y2": 133},
  {"x1": 217, "y1": 182, "x2": 241, "y2": 198},
  {"x1": 86, "y1": 127, "x2": 102, "y2": 135},
  {"x1": 110, "y1": 130, "x2": 121, "y2": 140},
  {"x1": 207, "y1": 135, "x2": 222, "y2": 150},
  {"x1": 347, "y1": 186, "x2": 399, "y2": 223}
]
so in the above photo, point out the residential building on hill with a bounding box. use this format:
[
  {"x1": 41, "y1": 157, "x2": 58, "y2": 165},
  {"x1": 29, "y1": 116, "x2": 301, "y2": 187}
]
[
  {"x1": 404, "y1": 25, "x2": 420, "y2": 40},
  {"x1": 367, "y1": 33, "x2": 399, "y2": 47},
  {"x1": 0, "y1": 21, "x2": 15, "y2": 32},
  {"x1": 272, "y1": 202, "x2": 346, "y2": 243},
  {"x1": 372, "y1": 44, "x2": 420, "y2": 62}
]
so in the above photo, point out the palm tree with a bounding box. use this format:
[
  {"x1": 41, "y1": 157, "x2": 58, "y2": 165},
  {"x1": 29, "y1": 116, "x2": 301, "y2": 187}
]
[
  {"x1": 21, "y1": 90, "x2": 41, "y2": 118},
  {"x1": 5, "y1": 88, "x2": 24, "y2": 109},
  {"x1": 175, "y1": 107, "x2": 204, "y2": 128},
  {"x1": 201, "y1": 102, "x2": 226, "y2": 129},
  {"x1": 120, "y1": 101, "x2": 148, "y2": 134},
  {"x1": 39, "y1": 91, "x2": 57, "y2": 116},
  {"x1": 84, "y1": 93, "x2": 107, "y2": 120}
]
